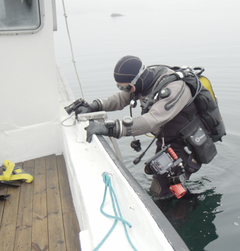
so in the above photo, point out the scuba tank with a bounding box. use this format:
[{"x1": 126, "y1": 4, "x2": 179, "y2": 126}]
[
  {"x1": 199, "y1": 76, "x2": 216, "y2": 101},
  {"x1": 194, "y1": 73, "x2": 226, "y2": 142}
]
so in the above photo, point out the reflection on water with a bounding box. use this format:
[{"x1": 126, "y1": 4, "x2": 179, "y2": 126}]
[
  {"x1": 156, "y1": 187, "x2": 222, "y2": 251},
  {"x1": 54, "y1": 1, "x2": 240, "y2": 250}
]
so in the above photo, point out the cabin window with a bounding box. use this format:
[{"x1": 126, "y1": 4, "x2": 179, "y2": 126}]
[{"x1": 0, "y1": 0, "x2": 43, "y2": 34}]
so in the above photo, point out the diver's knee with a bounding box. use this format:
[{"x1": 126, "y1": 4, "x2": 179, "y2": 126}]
[{"x1": 150, "y1": 176, "x2": 162, "y2": 197}]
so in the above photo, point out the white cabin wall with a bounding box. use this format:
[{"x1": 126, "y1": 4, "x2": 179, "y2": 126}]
[{"x1": 0, "y1": 0, "x2": 63, "y2": 163}]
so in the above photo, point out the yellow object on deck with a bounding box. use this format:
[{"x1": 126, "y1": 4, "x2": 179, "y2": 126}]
[
  {"x1": 199, "y1": 76, "x2": 216, "y2": 101},
  {"x1": 0, "y1": 160, "x2": 33, "y2": 183}
]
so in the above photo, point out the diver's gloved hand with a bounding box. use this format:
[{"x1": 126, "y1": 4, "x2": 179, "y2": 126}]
[
  {"x1": 85, "y1": 119, "x2": 120, "y2": 143},
  {"x1": 75, "y1": 100, "x2": 99, "y2": 115}
]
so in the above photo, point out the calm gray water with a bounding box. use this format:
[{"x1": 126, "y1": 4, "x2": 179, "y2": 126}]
[{"x1": 54, "y1": 1, "x2": 240, "y2": 250}]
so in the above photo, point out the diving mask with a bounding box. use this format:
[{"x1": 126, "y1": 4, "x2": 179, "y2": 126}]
[
  {"x1": 116, "y1": 63, "x2": 146, "y2": 93},
  {"x1": 116, "y1": 83, "x2": 133, "y2": 93}
]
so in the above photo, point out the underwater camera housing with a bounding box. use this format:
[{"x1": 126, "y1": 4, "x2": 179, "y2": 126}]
[{"x1": 145, "y1": 145, "x2": 186, "y2": 199}]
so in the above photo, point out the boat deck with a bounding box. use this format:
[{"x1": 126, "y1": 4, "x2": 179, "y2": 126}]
[{"x1": 0, "y1": 155, "x2": 81, "y2": 251}]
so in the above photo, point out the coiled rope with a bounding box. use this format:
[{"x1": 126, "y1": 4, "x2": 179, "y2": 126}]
[
  {"x1": 61, "y1": 0, "x2": 85, "y2": 99},
  {"x1": 93, "y1": 172, "x2": 137, "y2": 251}
]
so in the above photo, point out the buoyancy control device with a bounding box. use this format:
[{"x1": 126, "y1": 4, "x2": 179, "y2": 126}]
[
  {"x1": 180, "y1": 67, "x2": 226, "y2": 143},
  {"x1": 141, "y1": 66, "x2": 226, "y2": 143},
  {"x1": 140, "y1": 66, "x2": 226, "y2": 164}
]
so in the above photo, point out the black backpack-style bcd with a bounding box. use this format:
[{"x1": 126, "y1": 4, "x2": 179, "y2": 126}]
[
  {"x1": 142, "y1": 66, "x2": 226, "y2": 143},
  {"x1": 177, "y1": 67, "x2": 226, "y2": 143},
  {"x1": 141, "y1": 66, "x2": 226, "y2": 163}
]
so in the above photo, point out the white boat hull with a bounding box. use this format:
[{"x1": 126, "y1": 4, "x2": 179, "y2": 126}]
[
  {"x1": 0, "y1": 1, "x2": 189, "y2": 250},
  {"x1": 61, "y1": 115, "x2": 188, "y2": 250}
]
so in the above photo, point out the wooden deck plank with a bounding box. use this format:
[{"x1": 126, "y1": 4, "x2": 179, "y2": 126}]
[
  {"x1": 0, "y1": 155, "x2": 80, "y2": 251},
  {"x1": 46, "y1": 155, "x2": 66, "y2": 251},
  {"x1": 14, "y1": 160, "x2": 34, "y2": 250},
  {"x1": 57, "y1": 155, "x2": 81, "y2": 251},
  {"x1": 0, "y1": 163, "x2": 22, "y2": 251},
  {"x1": 0, "y1": 177, "x2": 8, "y2": 225},
  {"x1": 31, "y1": 157, "x2": 48, "y2": 251}
]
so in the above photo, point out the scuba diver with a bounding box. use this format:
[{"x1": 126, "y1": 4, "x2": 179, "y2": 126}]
[{"x1": 66, "y1": 55, "x2": 224, "y2": 199}]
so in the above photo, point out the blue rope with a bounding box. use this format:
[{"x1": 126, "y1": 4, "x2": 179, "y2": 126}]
[{"x1": 93, "y1": 172, "x2": 138, "y2": 251}]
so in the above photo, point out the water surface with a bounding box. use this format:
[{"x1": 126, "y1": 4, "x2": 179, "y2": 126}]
[{"x1": 54, "y1": 1, "x2": 240, "y2": 250}]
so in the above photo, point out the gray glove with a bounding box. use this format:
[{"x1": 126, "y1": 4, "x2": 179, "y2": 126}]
[
  {"x1": 75, "y1": 100, "x2": 99, "y2": 115},
  {"x1": 84, "y1": 119, "x2": 120, "y2": 143}
]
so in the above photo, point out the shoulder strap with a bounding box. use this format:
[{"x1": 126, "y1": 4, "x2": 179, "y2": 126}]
[
  {"x1": 141, "y1": 66, "x2": 203, "y2": 114},
  {"x1": 142, "y1": 65, "x2": 167, "y2": 94},
  {"x1": 141, "y1": 73, "x2": 180, "y2": 114}
]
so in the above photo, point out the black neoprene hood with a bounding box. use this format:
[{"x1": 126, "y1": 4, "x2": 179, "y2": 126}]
[
  {"x1": 114, "y1": 55, "x2": 154, "y2": 94},
  {"x1": 113, "y1": 55, "x2": 142, "y2": 83}
]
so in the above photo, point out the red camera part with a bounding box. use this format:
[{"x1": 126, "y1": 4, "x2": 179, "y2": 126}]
[
  {"x1": 169, "y1": 184, "x2": 186, "y2": 199},
  {"x1": 167, "y1": 147, "x2": 178, "y2": 160}
]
